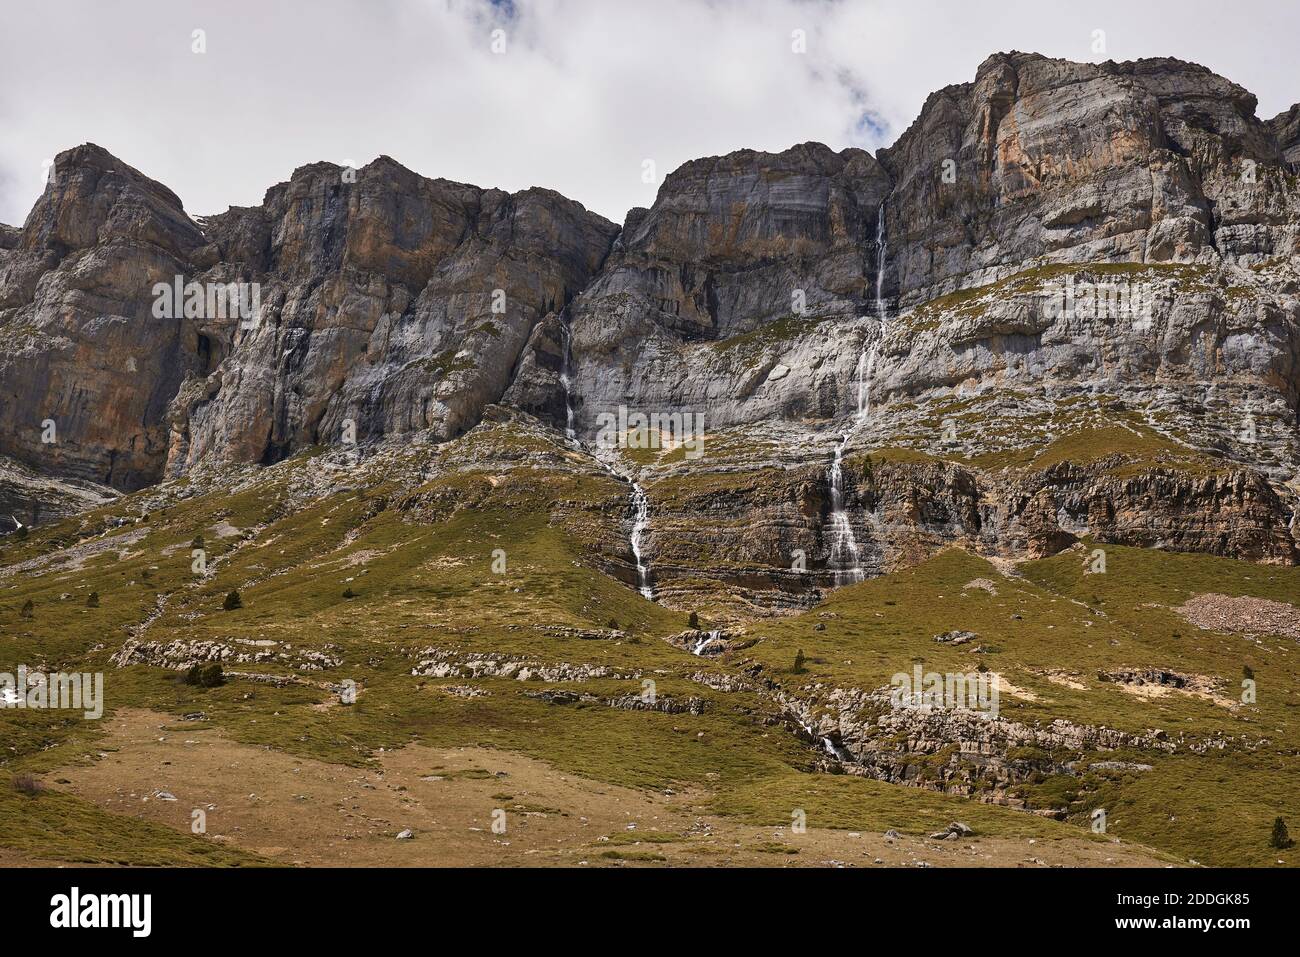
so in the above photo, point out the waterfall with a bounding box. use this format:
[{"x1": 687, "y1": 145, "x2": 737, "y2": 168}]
[
  {"x1": 793, "y1": 713, "x2": 854, "y2": 762},
  {"x1": 693, "y1": 630, "x2": 721, "y2": 656},
  {"x1": 629, "y1": 482, "x2": 654, "y2": 599},
  {"x1": 591, "y1": 450, "x2": 655, "y2": 602},
  {"x1": 558, "y1": 316, "x2": 654, "y2": 601},
  {"x1": 824, "y1": 203, "x2": 890, "y2": 588},
  {"x1": 825, "y1": 346, "x2": 874, "y2": 586},
  {"x1": 558, "y1": 319, "x2": 577, "y2": 442},
  {"x1": 875, "y1": 201, "x2": 888, "y2": 322}
]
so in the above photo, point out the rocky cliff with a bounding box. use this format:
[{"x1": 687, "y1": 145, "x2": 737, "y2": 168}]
[
  {"x1": 0, "y1": 147, "x2": 618, "y2": 490},
  {"x1": 2, "y1": 52, "x2": 1298, "y2": 606}
]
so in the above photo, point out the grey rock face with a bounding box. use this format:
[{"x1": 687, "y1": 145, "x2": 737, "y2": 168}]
[
  {"x1": 1268, "y1": 103, "x2": 1300, "y2": 165},
  {"x1": 552, "y1": 142, "x2": 892, "y2": 436},
  {"x1": 0, "y1": 453, "x2": 115, "y2": 532},
  {"x1": 0, "y1": 145, "x2": 211, "y2": 489},
  {"x1": 772, "y1": 681, "x2": 1244, "y2": 808},
  {"x1": 877, "y1": 53, "x2": 1299, "y2": 304},
  {"x1": 1, "y1": 52, "x2": 1297, "y2": 592},
  {"x1": 0, "y1": 147, "x2": 617, "y2": 489},
  {"x1": 170, "y1": 158, "x2": 619, "y2": 473}
]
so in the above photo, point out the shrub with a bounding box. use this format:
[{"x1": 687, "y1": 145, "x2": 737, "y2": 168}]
[
  {"x1": 793, "y1": 649, "x2": 806, "y2": 674},
  {"x1": 342, "y1": 587, "x2": 356, "y2": 599},
  {"x1": 191, "y1": 535, "x2": 204, "y2": 549},
  {"x1": 186, "y1": 662, "x2": 225, "y2": 687},
  {"x1": 223, "y1": 590, "x2": 242, "y2": 610},
  {"x1": 12, "y1": 773, "x2": 43, "y2": 796},
  {"x1": 688, "y1": 611, "x2": 700, "y2": 630},
  {"x1": 20, "y1": 599, "x2": 33, "y2": 619},
  {"x1": 86, "y1": 591, "x2": 99, "y2": 608},
  {"x1": 1271, "y1": 817, "x2": 1294, "y2": 850}
]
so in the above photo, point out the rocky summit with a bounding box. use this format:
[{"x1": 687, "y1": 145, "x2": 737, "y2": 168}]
[{"x1": 2, "y1": 51, "x2": 1299, "y2": 869}]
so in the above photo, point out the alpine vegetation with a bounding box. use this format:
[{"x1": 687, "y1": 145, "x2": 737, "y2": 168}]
[{"x1": 0, "y1": 26, "x2": 1298, "y2": 887}]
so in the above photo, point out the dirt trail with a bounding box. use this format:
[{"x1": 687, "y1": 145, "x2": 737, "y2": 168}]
[{"x1": 46, "y1": 709, "x2": 1171, "y2": 868}]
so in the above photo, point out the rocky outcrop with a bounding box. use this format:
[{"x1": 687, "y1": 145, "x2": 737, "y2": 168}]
[
  {"x1": 773, "y1": 681, "x2": 1249, "y2": 810},
  {"x1": 0, "y1": 453, "x2": 115, "y2": 532},
  {"x1": 626, "y1": 445, "x2": 1294, "y2": 610},
  {"x1": 2, "y1": 52, "x2": 1298, "y2": 599},
  {"x1": 408, "y1": 646, "x2": 630, "y2": 682},
  {"x1": 0, "y1": 145, "x2": 212, "y2": 489},
  {"x1": 170, "y1": 159, "x2": 618, "y2": 473},
  {"x1": 877, "y1": 53, "x2": 1299, "y2": 305},
  {"x1": 545, "y1": 143, "x2": 891, "y2": 437},
  {"x1": 112, "y1": 637, "x2": 343, "y2": 672},
  {"x1": 0, "y1": 147, "x2": 617, "y2": 492},
  {"x1": 1268, "y1": 103, "x2": 1300, "y2": 165}
]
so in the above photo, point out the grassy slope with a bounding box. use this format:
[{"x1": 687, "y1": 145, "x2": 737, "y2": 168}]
[
  {"x1": 745, "y1": 545, "x2": 1300, "y2": 865},
  {"x1": 1, "y1": 427, "x2": 1296, "y2": 866}
]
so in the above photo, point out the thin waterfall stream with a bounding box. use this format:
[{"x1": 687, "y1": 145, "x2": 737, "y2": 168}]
[
  {"x1": 824, "y1": 202, "x2": 889, "y2": 587},
  {"x1": 559, "y1": 316, "x2": 655, "y2": 600}
]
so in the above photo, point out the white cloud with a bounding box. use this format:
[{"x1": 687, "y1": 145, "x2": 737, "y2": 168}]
[{"x1": 1, "y1": 0, "x2": 1296, "y2": 227}]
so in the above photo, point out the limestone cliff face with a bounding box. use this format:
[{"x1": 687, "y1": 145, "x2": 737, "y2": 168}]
[
  {"x1": 1271, "y1": 103, "x2": 1300, "y2": 164},
  {"x1": 168, "y1": 158, "x2": 618, "y2": 472},
  {"x1": 1, "y1": 52, "x2": 1298, "y2": 592},
  {"x1": 877, "y1": 52, "x2": 1299, "y2": 304},
  {"x1": 508, "y1": 141, "x2": 891, "y2": 433},
  {"x1": 625, "y1": 448, "x2": 1296, "y2": 615},
  {"x1": 0, "y1": 145, "x2": 209, "y2": 491},
  {"x1": 0, "y1": 147, "x2": 617, "y2": 493}
]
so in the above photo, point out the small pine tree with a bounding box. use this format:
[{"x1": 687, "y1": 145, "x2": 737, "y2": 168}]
[
  {"x1": 20, "y1": 599, "x2": 34, "y2": 619},
  {"x1": 607, "y1": 618, "x2": 619, "y2": 630},
  {"x1": 1243, "y1": 664, "x2": 1254, "y2": 680},
  {"x1": 199, "y1": 663, "x2": 225, "y2": 688},
  {"x1": 1271, "y1": 816, "x2": 1294, "y2": 849},
  {"x1": 342, "y1": 587, "x2": 356, "y2": 599},
  {"x1": 793, "y1": 649, "x2": 806, "y2": 675},
  {"x1": 688, "y1": 611, "x2": 700, "y2": 630},
  {"x1": 223, "y1": 590, "x2": 242, "y2": 611},
  {"x1": 86, "y1": 591, "x2": 99, "y2": 608},
  {"x1": 191, "y1": 535, "x2": 204, "y2": 549}
]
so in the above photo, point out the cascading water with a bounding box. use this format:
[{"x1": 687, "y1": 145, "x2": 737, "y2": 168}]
[
  {"x1": 825, "y1": 347, "x2": 872, "y2": 585},
  {"x1": 793, "y1": 713, "x2": 854, "y2": 762},
  {"x1": 874, "y1": 200, "x2": 889, "y2": 321},
  {"x1": 558, "y1": 319, "x2": 577, "y2": 443},
  {"x1": 558, "y1": 316, "x2": 654, "y2": 600},
  {"x1": 824, "y1": 203, "x2": 890, "y2": 587},
  {"x1": 629, "y1": 482, "x2": 654, "y2": 599},
  {"x1": 693, "y1": 629, "x2": 721, "y2": 656}
]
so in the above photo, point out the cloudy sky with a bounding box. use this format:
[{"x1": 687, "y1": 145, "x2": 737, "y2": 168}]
[{"x1": 1, "y1": 0, "x2": 1297, "y2": 227}]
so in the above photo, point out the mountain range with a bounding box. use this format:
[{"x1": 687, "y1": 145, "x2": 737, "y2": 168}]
[{"x1": 2, "y1": 51, "x2": 1299, "y2": 868}]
